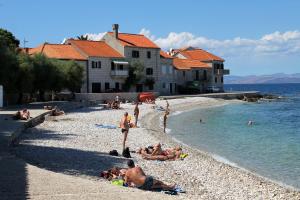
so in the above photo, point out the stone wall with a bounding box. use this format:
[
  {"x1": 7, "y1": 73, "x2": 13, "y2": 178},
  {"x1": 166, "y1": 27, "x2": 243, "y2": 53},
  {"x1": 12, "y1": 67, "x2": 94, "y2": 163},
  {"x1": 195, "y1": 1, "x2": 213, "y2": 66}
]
[{"x1": 75, "y1": 92, "x2": 159, "y2": 102}]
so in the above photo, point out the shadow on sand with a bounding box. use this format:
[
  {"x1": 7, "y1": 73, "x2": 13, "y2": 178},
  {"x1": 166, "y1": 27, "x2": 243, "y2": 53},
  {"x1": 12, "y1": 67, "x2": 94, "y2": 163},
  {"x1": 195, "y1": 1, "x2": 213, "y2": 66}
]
[{"x1": 13, "y1": 145, "x2": 128, "y2": 179}]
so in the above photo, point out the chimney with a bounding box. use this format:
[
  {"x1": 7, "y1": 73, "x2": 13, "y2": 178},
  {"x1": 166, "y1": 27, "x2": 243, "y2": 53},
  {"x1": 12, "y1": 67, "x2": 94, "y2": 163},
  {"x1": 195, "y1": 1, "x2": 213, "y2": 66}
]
[{"x1": 112, "y1": 24, "x2": 119, "y2": 39}]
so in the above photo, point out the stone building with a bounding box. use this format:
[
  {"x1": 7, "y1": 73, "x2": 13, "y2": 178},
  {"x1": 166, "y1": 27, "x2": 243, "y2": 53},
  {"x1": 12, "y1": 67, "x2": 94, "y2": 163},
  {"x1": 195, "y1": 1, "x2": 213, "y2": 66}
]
[{"x1": 28, "y1": 24, "x2": 229, "y2": 95}]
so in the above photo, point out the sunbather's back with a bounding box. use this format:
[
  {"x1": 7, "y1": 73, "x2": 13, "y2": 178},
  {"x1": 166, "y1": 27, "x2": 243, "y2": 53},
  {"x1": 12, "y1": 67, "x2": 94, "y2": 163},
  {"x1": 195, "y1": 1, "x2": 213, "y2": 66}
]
[{"x1": 125, "y1": 167, "x2": 146, "y2": 187}]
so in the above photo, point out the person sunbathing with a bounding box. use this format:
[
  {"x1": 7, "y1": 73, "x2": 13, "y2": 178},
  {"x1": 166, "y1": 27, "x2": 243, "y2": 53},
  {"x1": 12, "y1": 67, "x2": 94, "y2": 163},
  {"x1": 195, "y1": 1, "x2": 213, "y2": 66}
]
[
  {"x1": 51, "y1": 107, "x2": 65, "y2": 116},
  {"x1": 141, "y1": 146, "x2": 183, "y2": 161},
  {"x1": 124, "y1": 165, "x2": 175, "y2": 191},
  {"x1": 13, "y1": 109, "x2": 30, "y2": 120},
  {"x1": 100, "y1": 167, "x2": 127, "y2": 181}
]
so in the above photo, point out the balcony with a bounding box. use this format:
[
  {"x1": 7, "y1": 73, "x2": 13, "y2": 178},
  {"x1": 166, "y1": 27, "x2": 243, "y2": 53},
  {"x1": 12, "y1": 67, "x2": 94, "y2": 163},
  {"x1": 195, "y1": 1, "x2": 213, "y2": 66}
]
[
  {"x1": 110, "y1": 70, "x2": 129, "y2": 77},
  {"x1": 223, "y1": 69, "x2": 230, "y2": 75},
  {"x1": 214, "y1": 69, "x2": 230, "y2": 75}
]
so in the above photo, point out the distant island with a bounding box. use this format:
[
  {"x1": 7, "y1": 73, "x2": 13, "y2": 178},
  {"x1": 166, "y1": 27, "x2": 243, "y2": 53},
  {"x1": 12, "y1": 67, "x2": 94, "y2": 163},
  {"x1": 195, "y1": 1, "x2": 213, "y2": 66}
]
[{"x1": 225, "y1": 73, "x2": 300, "y2": 84}]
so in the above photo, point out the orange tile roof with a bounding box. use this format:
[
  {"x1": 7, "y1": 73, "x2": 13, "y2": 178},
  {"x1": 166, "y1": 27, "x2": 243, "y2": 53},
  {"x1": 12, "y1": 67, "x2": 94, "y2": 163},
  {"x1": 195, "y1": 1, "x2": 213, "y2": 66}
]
[
  {"x1": 29, "y1": 43, "x2": 86, "y2": 60},
  {"x1": 108, "y1": 32, "x2": 159, "y2": 49},
  {"x1": 160, "y1": 50, "x2": 173, "y2": 59},
  {"x1": 179, "y1": 47, "x2": 224, "y2": 62},
  {"x1": 67, "y1": 39, "x2": 123, "y2": 58},
  {"x1": 173, "y1": 58, "x2": 210, "y2": 70}
]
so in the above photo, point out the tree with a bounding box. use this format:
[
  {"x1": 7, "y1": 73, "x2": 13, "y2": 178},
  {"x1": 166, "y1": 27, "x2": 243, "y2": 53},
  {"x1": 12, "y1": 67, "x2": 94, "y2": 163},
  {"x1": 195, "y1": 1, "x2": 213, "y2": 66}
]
[
  {"x1": 0, "y1": 40, "x2": 19, "y2": 93},
  {"x1": 123, "y1": 61, "x2": 145, "y2": 91},
  {"x1": 64, "y1": 61, "x2": 84, "y2": 93},
  {"x1": 53, "y1": 59, "x2": 84, "y2": 93},
  {"x1": 77, "y1": 35, "x2": 88, "y2": 40},
  {"x1": 16, "y1": 53, "x2": 35, "y2": 103},
  {"x1": 0, "y1": 28, "x2": 20, "y2": 49},
  {"x1": 32, "y1": 53, "x2": 60, "y2": 101}
]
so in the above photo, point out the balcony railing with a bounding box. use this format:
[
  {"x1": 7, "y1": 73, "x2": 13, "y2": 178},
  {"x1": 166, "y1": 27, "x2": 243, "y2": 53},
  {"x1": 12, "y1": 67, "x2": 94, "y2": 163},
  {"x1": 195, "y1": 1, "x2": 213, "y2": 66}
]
[
  {"x1": 214, "y1": 69, "x2": 230, "y2": 75},
  {"x1": 110, "y1": 70, "x2": 129, "y2": 77},
  {"x1": 223, "y1": 69, "x2": 230, "y2": 75}
]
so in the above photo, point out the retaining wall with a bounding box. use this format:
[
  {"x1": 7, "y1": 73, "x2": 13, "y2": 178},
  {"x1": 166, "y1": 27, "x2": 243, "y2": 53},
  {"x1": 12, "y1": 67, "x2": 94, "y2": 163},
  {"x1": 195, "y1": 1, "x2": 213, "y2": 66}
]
[{"x1": 75, "y1": 92, "x2": 159, "y2": 102}]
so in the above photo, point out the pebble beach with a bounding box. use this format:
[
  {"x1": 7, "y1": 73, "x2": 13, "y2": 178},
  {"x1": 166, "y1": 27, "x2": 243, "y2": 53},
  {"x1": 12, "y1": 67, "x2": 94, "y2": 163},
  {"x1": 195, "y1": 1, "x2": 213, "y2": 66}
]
[{"x1": 14, "y1": 97, "x2": 300, "y2": 200}]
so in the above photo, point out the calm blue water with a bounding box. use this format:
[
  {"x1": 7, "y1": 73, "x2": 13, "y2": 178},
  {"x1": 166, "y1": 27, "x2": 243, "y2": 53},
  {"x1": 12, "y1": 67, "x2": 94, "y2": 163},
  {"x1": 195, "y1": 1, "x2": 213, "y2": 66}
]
[{"x1": 168, "y1": 83, "x2": 300, "y2": 188}]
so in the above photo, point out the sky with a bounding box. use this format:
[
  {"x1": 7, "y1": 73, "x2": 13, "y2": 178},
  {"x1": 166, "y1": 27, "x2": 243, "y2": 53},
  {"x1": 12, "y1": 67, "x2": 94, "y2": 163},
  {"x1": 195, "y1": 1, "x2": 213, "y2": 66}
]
[{"x1": 0, "y1": 0, "x2": 299, "y2": 76}]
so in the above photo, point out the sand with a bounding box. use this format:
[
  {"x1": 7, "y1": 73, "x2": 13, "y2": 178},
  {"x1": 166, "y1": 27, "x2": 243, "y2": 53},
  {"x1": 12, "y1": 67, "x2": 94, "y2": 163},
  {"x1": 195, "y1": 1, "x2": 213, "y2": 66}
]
[{"x1": 14, "y1": 97, "x2": 300, "y2": 199}]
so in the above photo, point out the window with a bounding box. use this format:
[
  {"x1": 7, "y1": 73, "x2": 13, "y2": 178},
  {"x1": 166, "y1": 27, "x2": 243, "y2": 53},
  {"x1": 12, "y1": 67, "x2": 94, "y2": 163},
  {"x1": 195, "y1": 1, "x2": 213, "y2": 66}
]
[
  {"x1": 214, "y1": 63, "x2": 219, "y2": 69},
  {"x1": 132, "y1": 50, "x2": 139, "y2": 58},
  {"x1": 146, "y1": 68, "x2": 153, "y2": 75},
  {"x1": 183, "y1": 71, "x2": 186, "y2": 77},
  {"x1": 215, "y1": 77, "x2": 218, "y2": 83},
  {"x1": 111, "y1": 62, "x2": 115, "y2": 70},
  {"x1": 105, "y1": 82, "x2": 110, "y2": 91},
  {"x1": 92, "y1": 61, "x2": 101, "y2": 68},
  {"x1": 203, "y1": 70, "x2": 207, "y2": 80},
  {"x1": 119, "y1": 64, "x2": 123, "y2": 70},
  {"x1": 115, "y1": 82, "x2": 120, "y2": 90},
  {"x1": 221, "y1": 77, "x2": 224, "y2": 83},
  {"x1": 92, "y1": 83, "x2": 101, "y2": 93},
  {"x1": 221, "y1": 63, "x2": 224, "y2": 69},
  {"x1": 168, "y1": 65, "x2": 173, "y2": 74},
  {"x1": 162, "y1": 82, "x2": 166, "y2": 89},
  {"x1": 147, "y1": 51, "x2": 151, "y2": 59},
  {"x1": 195, "y1": 70, "x2": 199, "y2": 81}
]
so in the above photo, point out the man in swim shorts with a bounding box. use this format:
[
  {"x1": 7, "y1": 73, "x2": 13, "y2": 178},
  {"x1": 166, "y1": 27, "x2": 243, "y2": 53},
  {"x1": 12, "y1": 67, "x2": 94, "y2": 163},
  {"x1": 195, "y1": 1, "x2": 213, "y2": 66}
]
[
  {"x1": 124, "y1": 165, "x2": 175, "y2": 190},
  {"x1": 120, "y1": 112, "x2": 130, "y2": 151}
]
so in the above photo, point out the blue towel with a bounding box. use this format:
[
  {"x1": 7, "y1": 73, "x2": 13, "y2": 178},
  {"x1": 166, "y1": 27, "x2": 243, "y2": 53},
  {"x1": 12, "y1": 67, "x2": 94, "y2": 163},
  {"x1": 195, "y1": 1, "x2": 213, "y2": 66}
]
[{"x1": 95, "y1": 124, "x2": 117, "y2": 129}]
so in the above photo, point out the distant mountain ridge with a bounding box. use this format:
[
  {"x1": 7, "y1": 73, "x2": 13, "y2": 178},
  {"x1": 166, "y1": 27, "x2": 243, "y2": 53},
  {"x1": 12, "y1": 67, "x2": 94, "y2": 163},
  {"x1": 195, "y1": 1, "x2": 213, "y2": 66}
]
[{"x1": 225, "y1": 73, "x2": 300, "y2": 84}]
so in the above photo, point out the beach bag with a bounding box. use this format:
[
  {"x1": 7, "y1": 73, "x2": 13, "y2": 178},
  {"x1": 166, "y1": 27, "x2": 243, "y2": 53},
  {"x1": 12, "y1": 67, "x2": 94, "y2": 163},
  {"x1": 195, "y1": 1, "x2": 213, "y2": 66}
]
[
  {"x1": 109, "y1": 150, "x2": 119, "y2": 156},
  {"x1": 122, "y1": 147, "x2": 131, "y2": 158}
]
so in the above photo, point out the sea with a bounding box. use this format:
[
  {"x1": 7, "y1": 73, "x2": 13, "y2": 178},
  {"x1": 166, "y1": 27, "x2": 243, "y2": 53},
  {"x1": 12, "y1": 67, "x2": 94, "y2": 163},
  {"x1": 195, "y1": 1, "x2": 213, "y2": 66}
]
[{"x1": 168, "y1": 83, "x2": 300, "y2": 189}]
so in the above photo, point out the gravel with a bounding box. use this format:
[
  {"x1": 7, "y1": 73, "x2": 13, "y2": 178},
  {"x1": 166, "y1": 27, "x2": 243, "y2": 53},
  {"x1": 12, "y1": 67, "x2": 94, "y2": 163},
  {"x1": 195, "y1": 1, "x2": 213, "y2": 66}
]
[{"x1": 14, "y1": 97, "x2": 300, "y2": 200}]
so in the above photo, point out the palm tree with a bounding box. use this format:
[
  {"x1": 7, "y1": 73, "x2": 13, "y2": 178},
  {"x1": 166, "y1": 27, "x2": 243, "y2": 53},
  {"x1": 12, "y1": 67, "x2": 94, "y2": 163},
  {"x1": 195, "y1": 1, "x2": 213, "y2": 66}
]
[{"x1": 77, "y1": 35, "x2": 88, "y2": 40}]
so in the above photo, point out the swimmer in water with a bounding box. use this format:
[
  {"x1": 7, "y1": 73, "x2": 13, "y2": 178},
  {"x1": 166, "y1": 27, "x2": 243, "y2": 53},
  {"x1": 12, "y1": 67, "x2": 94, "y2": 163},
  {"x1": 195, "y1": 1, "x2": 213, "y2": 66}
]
[{"x1": 248, "y1": 120, "x2": 254, "y2": 126}]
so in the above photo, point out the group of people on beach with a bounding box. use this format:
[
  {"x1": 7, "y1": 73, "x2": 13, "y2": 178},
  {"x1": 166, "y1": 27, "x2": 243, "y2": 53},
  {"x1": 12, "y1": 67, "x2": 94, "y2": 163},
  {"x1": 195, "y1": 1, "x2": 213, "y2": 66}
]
[{"x1": 102, "y1": 99, "x2": 186, "y2": 193}]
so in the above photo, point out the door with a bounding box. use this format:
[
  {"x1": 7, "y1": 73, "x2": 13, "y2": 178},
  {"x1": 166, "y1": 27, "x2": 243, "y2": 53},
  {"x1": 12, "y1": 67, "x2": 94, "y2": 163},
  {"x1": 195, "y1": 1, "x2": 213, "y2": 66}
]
[
  {"x1": 136, "y1": 84, "x2": 143, "y2": 92},
  {"x1": 92, "y1": 83, "x2": 101, "y2": 93}
]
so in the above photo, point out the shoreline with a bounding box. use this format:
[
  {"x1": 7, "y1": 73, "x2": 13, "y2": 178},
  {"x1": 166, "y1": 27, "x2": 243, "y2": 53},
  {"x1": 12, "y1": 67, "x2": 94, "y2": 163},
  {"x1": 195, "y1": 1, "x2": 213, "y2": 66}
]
[
  {"x1": 141, "y1": 98, "x2": 300, "y2": 192},
  {"x1": 14, "y1": 97, "x2": 300, "y2": 199},
  {"x1": 140, "y1": 97, "x2": 300, "y2": 199}
]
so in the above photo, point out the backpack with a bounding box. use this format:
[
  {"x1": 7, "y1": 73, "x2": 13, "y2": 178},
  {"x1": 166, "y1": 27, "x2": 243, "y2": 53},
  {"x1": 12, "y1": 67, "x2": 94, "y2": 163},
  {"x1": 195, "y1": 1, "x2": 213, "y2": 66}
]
[
  {"x1": 109, "y1": 150, "x2": 119, "y2": 156},
  {"x1": 122, "y1": 147, "x2": 131, "y2": 158}
]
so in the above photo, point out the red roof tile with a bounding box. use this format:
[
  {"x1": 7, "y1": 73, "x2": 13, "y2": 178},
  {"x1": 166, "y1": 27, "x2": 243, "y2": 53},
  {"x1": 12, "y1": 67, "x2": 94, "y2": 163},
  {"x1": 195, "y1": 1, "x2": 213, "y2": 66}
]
[
  {"x1": 29, "y1": 43, "x2": 86, "y2": 60},
  {"x1": 173, "y1": 58, "x2": 210, "y2": 70},
  {"x1": 67, "y1": 39, "x2": 123, "y2": 58},
  {"x1": 160, "y1": 50, "x2": 173, "y2": 59},
  {"x1": 178, "y1": 47, "x2": 224, "y2": 62},
  {"x1": 108, "y1": 32, "x2": 159, "y2": 49}
]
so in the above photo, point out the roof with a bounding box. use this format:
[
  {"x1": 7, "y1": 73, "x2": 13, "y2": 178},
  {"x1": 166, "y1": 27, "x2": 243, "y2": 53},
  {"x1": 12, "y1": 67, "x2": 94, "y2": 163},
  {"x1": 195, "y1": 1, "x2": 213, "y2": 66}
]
[
  {"x1": 173, "y1": 58, "x2": 210, "y2": 70},
  {"x1": 160, "y1": 50, "x2": 173, "y2": 59},
  {"x1": 67, "y1": 39, "x2": 123, "y2": 58},
  {"x1": 108, "y1": 32, "x2": 159, "y2": 49},
  {"x1": 29, "y1": 43, "x2": 86, "y2": 60},
  {"x1": 178, "y1": 47, "x2": 224, "y2": 62}
]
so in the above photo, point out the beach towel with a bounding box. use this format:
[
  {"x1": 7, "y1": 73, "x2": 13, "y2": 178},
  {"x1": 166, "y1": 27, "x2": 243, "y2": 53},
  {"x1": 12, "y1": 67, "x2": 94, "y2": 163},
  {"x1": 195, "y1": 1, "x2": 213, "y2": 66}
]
[
  {"x1": 180, "y1": 153, "x2": 188, "y2": 160},
  {"x1": 95, "y1": 124, "x2": 117, "y2": 129},
  {"x1": 111, "y1": 179, "x2": 124, "y2": 186}
]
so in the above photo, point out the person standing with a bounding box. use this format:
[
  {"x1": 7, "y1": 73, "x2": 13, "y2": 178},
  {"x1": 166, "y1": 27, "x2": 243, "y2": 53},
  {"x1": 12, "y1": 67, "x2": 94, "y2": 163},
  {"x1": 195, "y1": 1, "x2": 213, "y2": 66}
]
[
  {"x1": 163, "y1": 111, "x2": 169, "y2": 133},
  {"x1": 120, "y1": 112, "x2": 130, "y2": 151},
  {"x1": 134, "y1": 103, "x2": 139, "y2": 127},
  {"x1": 166, "y1": 100, "x2": 170, "y2": 111}
]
